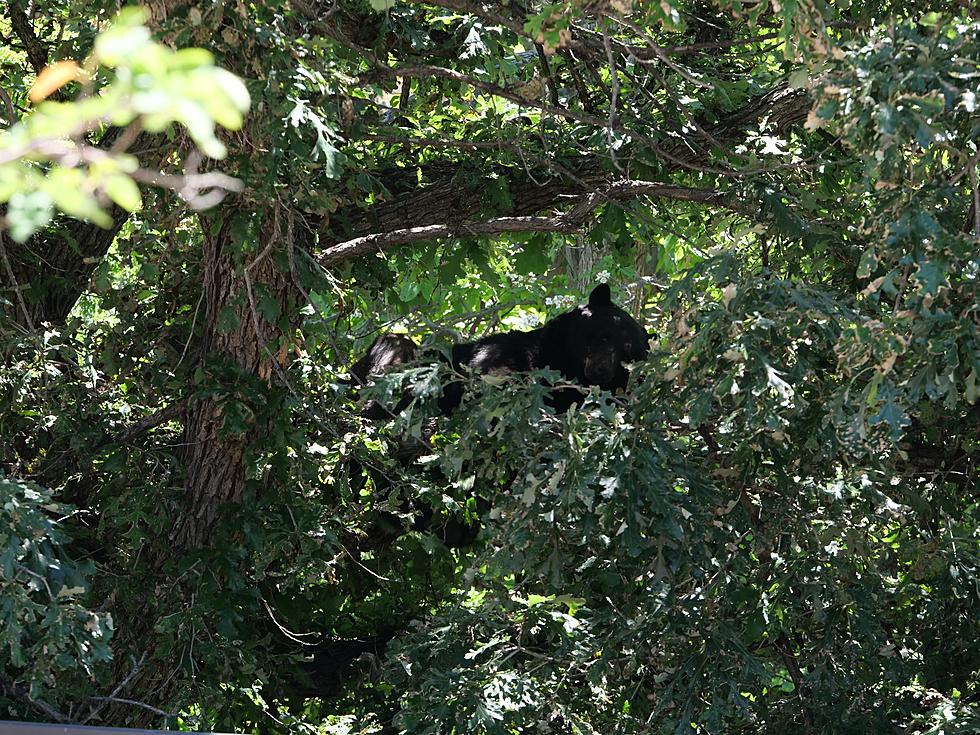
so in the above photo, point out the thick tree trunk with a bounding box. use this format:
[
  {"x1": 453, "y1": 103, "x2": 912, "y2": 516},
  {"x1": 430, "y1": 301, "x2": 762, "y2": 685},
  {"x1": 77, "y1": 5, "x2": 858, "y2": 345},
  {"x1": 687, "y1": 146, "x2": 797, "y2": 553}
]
[{"x1": 170, "y1": 211, "x2": 297, "y2": 551}]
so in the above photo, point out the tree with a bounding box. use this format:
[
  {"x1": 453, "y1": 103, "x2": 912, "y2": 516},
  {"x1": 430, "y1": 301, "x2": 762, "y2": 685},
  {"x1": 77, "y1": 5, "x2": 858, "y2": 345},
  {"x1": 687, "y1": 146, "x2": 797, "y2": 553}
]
[{"x1": 0, "y1": 0, "x2": 977, "y2": 732}]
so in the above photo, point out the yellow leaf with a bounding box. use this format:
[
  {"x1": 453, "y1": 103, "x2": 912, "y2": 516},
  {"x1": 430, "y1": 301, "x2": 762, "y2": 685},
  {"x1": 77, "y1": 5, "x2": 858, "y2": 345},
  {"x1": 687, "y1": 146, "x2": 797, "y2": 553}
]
[
  {"x1": 29, "y1": 61, "x2": 81, "y2": 103},
  {"x1": 879, "y1": 353, "x2": 897, "y2": 375},
  {"x1": 804, "y1": 107, "x2": 825, "y2": 131}
]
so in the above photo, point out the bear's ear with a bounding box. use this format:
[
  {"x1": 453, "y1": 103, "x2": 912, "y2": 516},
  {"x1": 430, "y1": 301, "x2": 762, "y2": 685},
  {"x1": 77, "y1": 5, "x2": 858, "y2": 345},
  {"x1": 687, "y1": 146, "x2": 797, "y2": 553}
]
[{"x1": 588, "y1": 283, "x2": 612, "y2": 307}]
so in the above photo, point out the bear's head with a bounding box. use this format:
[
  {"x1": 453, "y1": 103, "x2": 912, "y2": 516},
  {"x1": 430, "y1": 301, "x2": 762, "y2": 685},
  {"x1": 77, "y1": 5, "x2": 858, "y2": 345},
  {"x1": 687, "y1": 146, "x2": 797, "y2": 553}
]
[{"x1": 541, "y1": 283, "x2": 650, "y2": 395}]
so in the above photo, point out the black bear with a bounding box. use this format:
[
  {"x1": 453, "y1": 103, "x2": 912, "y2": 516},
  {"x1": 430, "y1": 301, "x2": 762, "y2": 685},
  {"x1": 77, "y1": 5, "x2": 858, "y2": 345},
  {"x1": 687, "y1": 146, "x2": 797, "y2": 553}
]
[
  {"x1": 348, "y1": 333, "x2": 418, "y2": 419},
  {"x1": 349, "y1": 284, "x2": 649, "y2": 417},
  {"x1": 438, "y1": 283, "x2": 650, "y2": 414},
  {"x1": 346, "y1": 284, "x2": 649, "y2": 548}
]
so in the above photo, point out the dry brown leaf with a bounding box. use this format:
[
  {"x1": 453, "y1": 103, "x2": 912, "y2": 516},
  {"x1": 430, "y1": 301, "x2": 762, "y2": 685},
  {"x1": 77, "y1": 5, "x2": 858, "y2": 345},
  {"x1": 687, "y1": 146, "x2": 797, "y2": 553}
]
[{"x1": 29, "y1": 60, "x2": 81, "y2": 103}]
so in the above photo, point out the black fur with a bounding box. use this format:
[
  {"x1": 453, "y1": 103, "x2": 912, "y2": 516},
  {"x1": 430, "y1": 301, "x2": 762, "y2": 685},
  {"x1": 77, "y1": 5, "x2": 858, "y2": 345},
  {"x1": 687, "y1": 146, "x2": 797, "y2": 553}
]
[
  {"x1": 439, "y1": 284, "x2": 650, "y2": 414},
  {"x1": 348, "y1": 334, "x2": 418, "y2": 419}
]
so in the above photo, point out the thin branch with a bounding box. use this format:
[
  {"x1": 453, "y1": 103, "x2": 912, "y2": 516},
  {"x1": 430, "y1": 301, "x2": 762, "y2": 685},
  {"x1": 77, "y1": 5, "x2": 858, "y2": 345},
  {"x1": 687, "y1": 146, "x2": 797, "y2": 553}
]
[
  {"x1": 534, "y1": 43, "x2": 560, "y2": 107},
  {"x1": 358, "y1": 132, "x2": 590, "y2": 187},
  {"x1": 85, "y1": 695, "x2": 178, "y2": 721},
  {"x1": 41, "y1": 400, "x2": 187, "y2": 479},
  {"x1": 775, "y1": 635, "x2": 815, "y2": 734},
  {"x1": 83, "y1": 652, "x2": 147, "y2": 724},
  {"x1": 0, "y1": 85, "x2": 16, "y2": 126},
  {"x1": 0, "y1": 231, "x2": 34, "y2": 331},
  {"x1": 398, "y1": 75, "x2": 412, "y2": 110},
  {"x1": 973, "y1": 162, "x2": 980, "y2": 239},
  {"x1": 601, "y1": 18, "x2": 622, "y2": 172},
  {"x1": 109, "y1": 401, "x2": 187, "y2": 446},
  {"x1": 0, "y1": 678, "x2": 71, "y2": 723},
  {"x1": 562, "y1": 51, "x2": 597, "y2": 114},
  {"x1": 263, "y1": 597, "x2": 321, "y2": 646},
  {"x1": 412, "y1": 0, "x2": 775, "y2": 65},
  {"x1": 361, "y1": 132, "x2": 514, "y2": 151},
  {"x1": 606, "y1": 12, "x2": 710, "y2": 88},
  {"x1": 661, "y1": 32, "x2": 783, "y2": 55},
  {"x1": 0, "y1": 138, "x2": 242, "y2": 209},
  {"x1": 562, "y1": 179, "x2": 736, "y2": 220},
  {"x1": 893, "y1": 263, "x2": 911, "y2": 316}
]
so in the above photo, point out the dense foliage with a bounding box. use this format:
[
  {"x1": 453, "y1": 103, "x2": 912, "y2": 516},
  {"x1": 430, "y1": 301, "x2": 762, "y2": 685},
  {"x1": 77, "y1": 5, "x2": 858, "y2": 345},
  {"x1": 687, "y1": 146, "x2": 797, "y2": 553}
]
[{"x1": 0, "y1": 1, "x2": 977, "y2": 733}]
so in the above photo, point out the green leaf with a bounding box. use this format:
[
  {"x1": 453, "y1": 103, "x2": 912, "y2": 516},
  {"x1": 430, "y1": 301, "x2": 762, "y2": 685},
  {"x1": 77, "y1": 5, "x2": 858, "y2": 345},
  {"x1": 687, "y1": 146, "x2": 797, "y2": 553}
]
[
  {"x1": 6, "y1": 190, "x2": 54, "y2": 242},
  {"x1": 856, "y1": 247, "x2": 878, "y2": 279},
  {"x1": 870, "y1": 397, "x2": 908, "y2": 441},
  {"x1": 399, "y1": 280, "x2": 420, "y2": 302},
  {"x1": 44, "y1": 169, "x2": 111, "y2": 227},
  {"x1": 94, "y1": 12, "x2": 152, "y2": 66},
  {"x1": 514, "y1": 237, "x2": 551, "y2": 275},
  {"x1": 216, "y1": 305, "x2": 240, "y2": 334},
  {"x1": 102, "y1": 173, "x2": 143, "y2": 212},
  {"x1": 788, "y1": 68, "x2": 809, "y2": 89}
]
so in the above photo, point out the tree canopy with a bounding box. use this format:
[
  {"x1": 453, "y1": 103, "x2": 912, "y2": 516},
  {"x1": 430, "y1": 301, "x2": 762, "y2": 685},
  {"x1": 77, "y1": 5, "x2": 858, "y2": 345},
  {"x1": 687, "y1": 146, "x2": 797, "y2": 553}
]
[{"x1": 0, "y1": 1, "x2": 977, "y2": 733}]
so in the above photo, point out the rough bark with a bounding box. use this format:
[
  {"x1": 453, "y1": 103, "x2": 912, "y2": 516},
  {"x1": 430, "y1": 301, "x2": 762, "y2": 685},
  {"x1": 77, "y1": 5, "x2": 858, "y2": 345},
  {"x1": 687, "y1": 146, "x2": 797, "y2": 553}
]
[
  {"x1": 6, "y1": 1, "x2": 48, "y2": 73},
  {"x1": 170, "y1": 211, "x2": 298, "y2": 551}
]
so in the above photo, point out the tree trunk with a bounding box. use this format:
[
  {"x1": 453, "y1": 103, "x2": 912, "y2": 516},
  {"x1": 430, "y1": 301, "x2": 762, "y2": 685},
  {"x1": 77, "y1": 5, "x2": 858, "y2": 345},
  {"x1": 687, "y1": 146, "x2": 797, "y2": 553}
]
[{"x1": 169, "y1": 210, "x2": 297, "y2": 551}]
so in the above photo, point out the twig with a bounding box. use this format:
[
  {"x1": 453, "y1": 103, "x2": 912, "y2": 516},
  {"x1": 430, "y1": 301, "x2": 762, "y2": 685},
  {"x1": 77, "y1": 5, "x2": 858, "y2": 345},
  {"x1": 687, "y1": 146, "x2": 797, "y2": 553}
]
[
  {"x1": 361, "y1": 133, "x2": 515, "y2": 151},
  {"x1": 0, "y1": 85, "x2": 16, "y2": 126},
  {"x1": 973, "y1": 162, "x2": 980, "y2": 239},
  {"x1": 85, "y1": 695, "x2": 178, "y2": 721},
  {"x1": 0, "y1": 138, "x2": 243, "y2": 207},
  {"x1": 0, "y1": 678, "x2": 71, "y2": 722},
  {"x1": 949, "y1": 148, "x2": 980, "y2": 185},
  {"x1": 83, "y1": 652, "x2": 147, "y2": 724},
  {"x1": 262, "y1": 598, "x2": 321, "y2": 646},
  {"x1": 367, "y1": 62, "x2": 744, "y2": 177},
  {"x1": 893, "y1": 263, "x2": 911, "y2": 316},
  {"x1": 607, "y1": 11, "x2": 710, "y2": 88},
  {"x1": 775, "y1": 635, "x2": 815, "y2": 734},
  {"x1": 399, "y1": 76, "x2": 412, "y2": 110},
  {"x1": 358, "y1": 132, "x2": 591, "y2": 188},
  {"x1": 561, "y1": 51, "x2": 596, "y2": 114},
  {"x1": 0, "y1": 231, "x2": 34, "y2": 330},
  {"x1": 601, "y1": 18, "x2": 622, "y2": 172},
  {"x1": 40, "y1": 400, "x2": 187, "y2": 479},
  {"x1": 661, "y1": 32, "x2": 783, "y2": 55},
  {"x1": 534, "y1": 43, "x2": 560, "y2": 107}
]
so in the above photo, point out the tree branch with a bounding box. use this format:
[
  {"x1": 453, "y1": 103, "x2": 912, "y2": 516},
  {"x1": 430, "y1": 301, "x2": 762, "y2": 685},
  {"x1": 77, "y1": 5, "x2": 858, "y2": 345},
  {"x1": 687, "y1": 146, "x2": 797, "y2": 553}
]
[
  {"x1": 320, "y1": 182, "x2": 739, "y2": 265},
  {"x1": 108, "y1": 401, "x2": 187, "y2": 447},
  {"x1": 0, "y1": 678, "x2": 71, "y2": 723},
  {"x1": 321, "y1": 216, "x2": 578, "y2": 265},
  {"x1": 6, "y1": 1, "x2": 48, "y2": 74}
]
